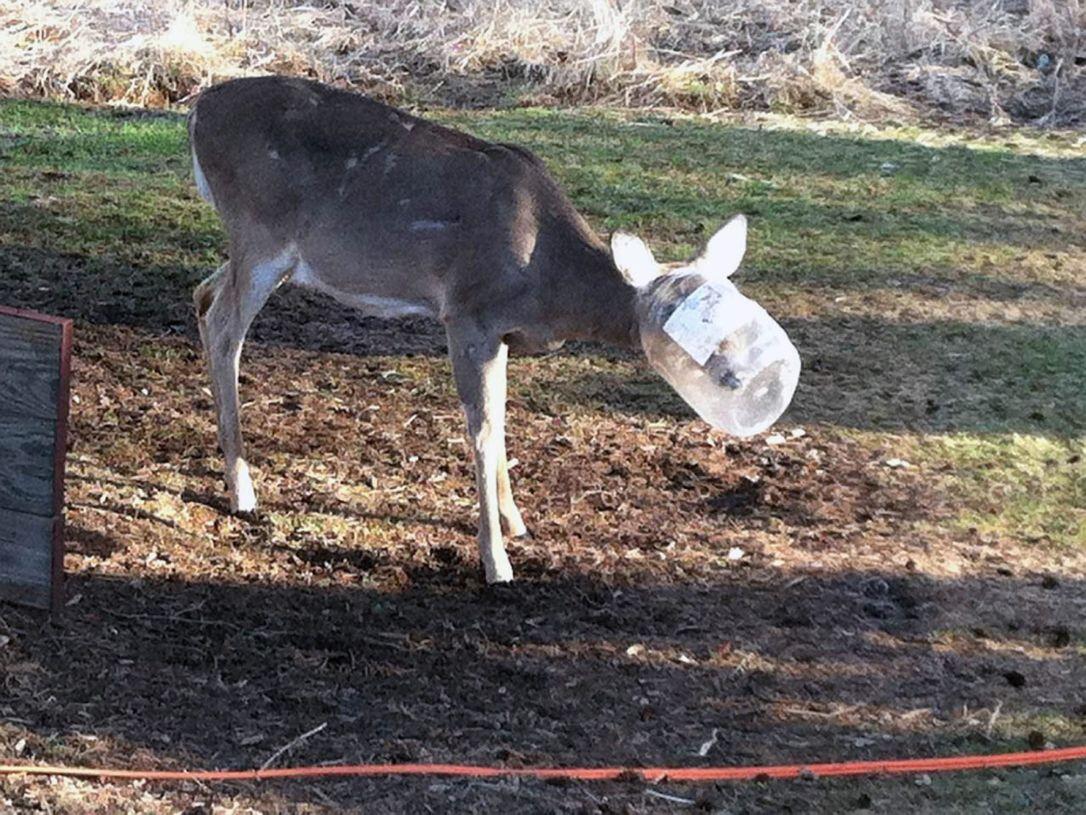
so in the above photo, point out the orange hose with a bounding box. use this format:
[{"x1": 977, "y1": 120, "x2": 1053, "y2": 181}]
[{"x1": 2, "y1": 744, "x2": 1086, "y2": 783}]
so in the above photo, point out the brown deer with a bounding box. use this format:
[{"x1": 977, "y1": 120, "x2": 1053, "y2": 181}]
[{"x1": 188, "y1": 76, "x2": 798, "y2": 583}]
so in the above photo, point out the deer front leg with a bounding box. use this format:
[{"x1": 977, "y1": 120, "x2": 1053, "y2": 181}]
[{"x1": 447, "y1": 325, "x2": 515, "y2": 583}]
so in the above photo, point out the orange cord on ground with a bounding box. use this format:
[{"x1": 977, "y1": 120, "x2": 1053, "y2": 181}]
[{"x1": 3, "y1": 745, "x2": 1086, "y2": 783}]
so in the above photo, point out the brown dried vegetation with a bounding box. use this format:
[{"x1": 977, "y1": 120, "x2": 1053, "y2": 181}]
[{"x1": 2, "y1": 0, "x2": 1084, "y2": 124}]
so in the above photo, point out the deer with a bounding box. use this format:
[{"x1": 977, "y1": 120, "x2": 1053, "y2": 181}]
[{"x1": 188, "y1": 76, "x2": 798, "y2": 584}]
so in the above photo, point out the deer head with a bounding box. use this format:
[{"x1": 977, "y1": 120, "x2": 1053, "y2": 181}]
[{"x1": 612, "y1": 215, "x2": 801, "y2": 437}]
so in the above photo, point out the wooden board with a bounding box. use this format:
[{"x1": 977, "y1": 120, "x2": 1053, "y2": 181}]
[
  {"x1": 0, "y1": 414, "x2": 57, "y2": 517},
  {"x1": 0, "y1": 315, "x2": 65, "y2": 419},
  {"x1": 0, "y1": 507, "x2": 57, "y2": 607},
  {"x1": 0, "y1": 306, "x2": 71, "y2": 613}
]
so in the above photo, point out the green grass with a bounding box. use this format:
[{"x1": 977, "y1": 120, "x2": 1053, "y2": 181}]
[
  {"x1": 1, "y1": 97, "x2": 1084, "y2": 547},
  {"x1": 912, "y1": 434, "x2": 1086, "y2": 548}
]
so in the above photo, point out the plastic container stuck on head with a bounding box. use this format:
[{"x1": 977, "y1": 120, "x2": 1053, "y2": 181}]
[{"x1": 642, "y1": 277, "x2": 800, "y2": 437}]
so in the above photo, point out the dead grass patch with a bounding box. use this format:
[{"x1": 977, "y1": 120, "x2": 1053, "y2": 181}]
[{"x1": 1, "y1": 1, "x2": 1083, "y2": 124}]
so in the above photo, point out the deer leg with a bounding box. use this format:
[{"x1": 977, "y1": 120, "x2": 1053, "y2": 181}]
[
  {"x1": 497, "y1": 442, "x2": 528, "y2": 538},
  {"x1": 447, "y1": 325, "x2": 514, "y2": 583},
  {"x1": 194, "y1": 253, "x2": 292, "y2": 513},
  {"x1": 194, "y1": 262, "x2": 229, "y2": 410}
]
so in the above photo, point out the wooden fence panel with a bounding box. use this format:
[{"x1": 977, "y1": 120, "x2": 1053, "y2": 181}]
[{"x1": 0, "y1": 306, "x2": 71, "y2": 612}]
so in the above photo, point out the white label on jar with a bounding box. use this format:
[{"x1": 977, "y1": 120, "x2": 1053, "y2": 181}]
[{"x1": 662, "y1": 283, "x2": 760, "y2": 365}]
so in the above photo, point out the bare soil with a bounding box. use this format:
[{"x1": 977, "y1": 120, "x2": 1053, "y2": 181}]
[{"x1": 2, "y1": 270, "x2": 1086, "y2": 813}]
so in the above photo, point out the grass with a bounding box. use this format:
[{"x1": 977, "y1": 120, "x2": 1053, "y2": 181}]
[
  {"x1": 0, "y1": 96, "x2": 1085, "y2": 811},
  {"x1": 913, "y1": 434, "x2": 1086, "y2": 548}
]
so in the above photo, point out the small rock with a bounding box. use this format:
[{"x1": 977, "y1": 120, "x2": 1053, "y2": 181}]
[
  {"x1": 879, "y1": 161, "x2": 899, "y2": 174},
  {"x1": 1003, "y1": 670, "x2": 1027, "y2": 688},
  {"x1": 727, "y1": 546, "x2": 746, "y2": 561},
  {"x1": 765, "y1": 433, "x2": 786, "y2": 446},
  {"x1": 915, "y1": 773, "x2": 932, "y2": 786},
  {"x1": 883, "y1": 458, "x2": 911, "y2": 469},
  {"x1": 625, "y1": 643, "x2": 646, "y2": 657}
]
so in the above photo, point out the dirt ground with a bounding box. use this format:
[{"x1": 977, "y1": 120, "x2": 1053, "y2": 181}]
[{"x1": 0, "y1": 276, "x2": 1084, "y2": 813}]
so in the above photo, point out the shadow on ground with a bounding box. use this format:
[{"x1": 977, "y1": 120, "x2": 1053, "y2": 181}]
[
  {"x1": 3, "y1": 564, "x2": 1083, "y2": 809},
  {"x1": 545, "y1": 316, "x2": 1086, "y2": 437}
]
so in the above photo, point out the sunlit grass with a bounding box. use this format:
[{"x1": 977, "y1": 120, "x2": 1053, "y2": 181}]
[{"x1": 913, "y1": 434, "x2": 1086, "y2": 549}]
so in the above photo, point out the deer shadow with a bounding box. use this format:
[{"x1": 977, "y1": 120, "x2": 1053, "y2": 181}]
[{"x1": 3, "y1": 565, "x2": 1083, "y2": 809}]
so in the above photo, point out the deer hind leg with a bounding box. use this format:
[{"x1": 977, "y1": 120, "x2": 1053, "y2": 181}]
[
  {"x1": 447, "y1": 324, "x2": 515, "y2": 583},
  {"x1": 194, "y1": 250, "x2": 294, "y2": 513},
  {"x1": 497, "y1": 443, "x2": 527, "y2": 538}
]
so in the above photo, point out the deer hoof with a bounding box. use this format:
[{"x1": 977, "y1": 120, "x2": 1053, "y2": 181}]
[
  {"x1": 230, "y1": 487, "x2": 257, "y2": 515},
  {"x1": 501, "y1": 511, "x2": 529, "y2": 539},
  {"x1": 229, "y1": 460, "x2": 258, "y2": 513},
  {"x1": 484, "y1": 553, "x2": 514, "y2": 584}
]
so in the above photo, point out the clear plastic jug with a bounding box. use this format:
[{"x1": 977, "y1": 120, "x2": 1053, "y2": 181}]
[{"x1": 641, "y1": 276, "x2": 800, "y2": 437}]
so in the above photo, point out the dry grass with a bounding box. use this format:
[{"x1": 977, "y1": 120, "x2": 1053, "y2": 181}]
[{"x1": 0, "y1": 0, "x2": 1082, "y2": 123}]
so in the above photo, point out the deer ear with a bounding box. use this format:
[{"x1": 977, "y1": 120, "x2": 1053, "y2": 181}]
[
  {"x1": 694, "y1": 214, "x2": 747, "y2": 280},
  {"x1": 611, "y1": 232, "x2": 659, "y2": 288}
]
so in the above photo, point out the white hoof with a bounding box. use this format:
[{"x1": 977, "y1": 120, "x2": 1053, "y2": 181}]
[
  {"x1": 484, "y1": 551, "x2": 514, "y2": 584},
  {"x1": 229, "y1": 460, "x2": 258, "y2": 513},
  {"x1": 232, "y1": 488, "x2": 257, "y2": 514}
]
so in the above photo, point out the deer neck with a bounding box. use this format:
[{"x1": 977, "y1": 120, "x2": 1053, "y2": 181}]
[{"x1": 539, "y1": 234, "x2": 641, "y2": 351}]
